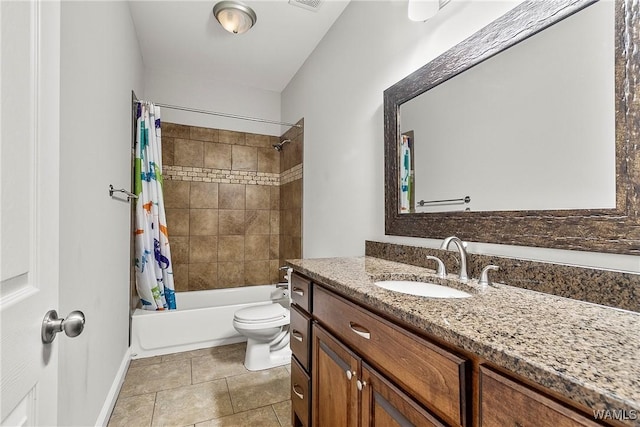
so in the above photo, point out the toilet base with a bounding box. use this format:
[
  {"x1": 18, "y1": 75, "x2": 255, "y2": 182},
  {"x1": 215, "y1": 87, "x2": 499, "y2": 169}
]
[{"x1": 244, "y1": 338, "x2": 292, "y2": 371}]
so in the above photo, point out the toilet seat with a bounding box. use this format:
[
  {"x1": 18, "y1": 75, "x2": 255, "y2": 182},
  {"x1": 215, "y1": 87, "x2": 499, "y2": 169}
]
[{"x1": 234, "y1": 303, "x2": 289, "y2": 327}]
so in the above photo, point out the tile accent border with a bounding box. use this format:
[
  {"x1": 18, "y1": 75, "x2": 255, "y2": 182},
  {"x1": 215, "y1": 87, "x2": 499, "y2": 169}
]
[
  {"x1": 164, "y1": 164, "x2": 302, "y2": 187},
  {"x1": 365, "y1": 240, "x2": 640, "y2": 313},
  {"x1": 280, "y1": 164, "x2": 303, "y2": 185}
]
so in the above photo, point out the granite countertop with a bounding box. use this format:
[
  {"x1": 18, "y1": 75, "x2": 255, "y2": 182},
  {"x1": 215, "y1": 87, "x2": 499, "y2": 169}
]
[{"x1": 287, "y1": 256, "x2": 640, "y2": 422}]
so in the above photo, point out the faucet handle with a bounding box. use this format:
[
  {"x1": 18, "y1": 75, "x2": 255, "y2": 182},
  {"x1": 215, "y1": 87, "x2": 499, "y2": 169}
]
[
  {"x1": 479, "y1": 265, "x2": 499, "y2": 288},
  {"x1": 426, "y1": 256, "x2": 446, "y2": 278}
]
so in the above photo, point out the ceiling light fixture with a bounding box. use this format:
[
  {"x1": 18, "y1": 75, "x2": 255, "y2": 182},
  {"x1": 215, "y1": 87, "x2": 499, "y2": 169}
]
[
  {"x1": 408, "y1": 0, "x2": 450, "y2": 22},
  {"x1": 212, "y1": 1, "x2": 257, "y2": 35}
]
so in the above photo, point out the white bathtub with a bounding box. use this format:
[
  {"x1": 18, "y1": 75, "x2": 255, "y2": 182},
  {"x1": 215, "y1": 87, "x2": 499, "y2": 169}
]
[{"x1": 131, "y1": 285, "x2": 285, "y2": 359}]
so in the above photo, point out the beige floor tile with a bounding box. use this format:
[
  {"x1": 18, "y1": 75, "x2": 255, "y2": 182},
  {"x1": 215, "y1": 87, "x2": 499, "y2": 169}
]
[
  {"x1": 191, "y1": 345, "x2": 248, "y2": 383},
  {"x1": 120, "y1": 359, "x2": 192, "y2": 398},
  {"x1": 130, "y1": 356, "x2": 163, "y2": 368},
  {"x1": 227, "y1": 367, "x2": 291, "y2": 413},
  {"x1": 271, "y1": 400, "x2": 292, "y2": 427},
  {"x1": 108, "y1": 393, "x2": 156, "y2": 427},
  {"x1": 152, "y1": 379, "x2": 233, "y2": 426},
  {"x1": 194, "y1": 406, "x2": 281, "y2": 427},
  {"x1": 162, "y1": 343, "x2": 247, "y2": 364}
]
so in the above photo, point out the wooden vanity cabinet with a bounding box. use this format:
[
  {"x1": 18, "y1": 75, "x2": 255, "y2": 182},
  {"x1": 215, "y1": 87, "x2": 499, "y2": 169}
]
[
  {"x1": 479, "y1": 367, "x2": 602, "y2": 427},
  {"x1": 312, "y1": 324, "x2": 444, "y2": 427},
  {"x1": 289, "y1": 273, "x2": 313, "y2": 427},
  {"x1": 293, "y1": 270, "x2": 613, "y2": 427}
]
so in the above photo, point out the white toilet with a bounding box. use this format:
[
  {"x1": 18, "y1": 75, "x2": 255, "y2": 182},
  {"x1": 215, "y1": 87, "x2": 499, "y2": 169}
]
[{"x1": 233, "y1": 270, "x2": 292, "y2": 371}]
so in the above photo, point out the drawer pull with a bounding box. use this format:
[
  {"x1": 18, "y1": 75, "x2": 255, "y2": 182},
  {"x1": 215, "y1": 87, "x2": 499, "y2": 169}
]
[
  {"x1": 292, "y1": 384, "x2": 304, "y2": 400},
  {"x1": 349, "y1": 322, "x2": 371, "y2": 340},
  {"x1": 292, "y1": 330, "x2": 304, "y2": 342},
  {"x1": 357, "y1": 380, "x2": 367, "y2": 391},
  {"x1": 292, "y1": 287, "x2": 305, "y2": 297}
]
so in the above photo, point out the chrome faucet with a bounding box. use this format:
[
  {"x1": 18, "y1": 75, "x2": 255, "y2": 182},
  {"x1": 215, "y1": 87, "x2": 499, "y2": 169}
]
[{"x1": 439, "y1": 236, "x2": 468, "y2": 282}]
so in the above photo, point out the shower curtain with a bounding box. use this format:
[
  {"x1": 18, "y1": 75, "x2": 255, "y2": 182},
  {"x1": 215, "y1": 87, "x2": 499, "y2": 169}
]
[{"x1": 134, "y1": 102, "x2": 176, "y2": 310}]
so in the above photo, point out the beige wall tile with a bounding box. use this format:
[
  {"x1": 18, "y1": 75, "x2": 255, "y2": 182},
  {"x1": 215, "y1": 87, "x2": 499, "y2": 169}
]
[
  {"x1": 245, "y1": 235, "x2": 269, "y2": 260},
  {"x1": 204, "y1": 143, "x2": 231, "y2": 170},
  {"x1": 269, "y1": 235, "x2": 279, "y2": 260},
  {"x1": 270, "y1": 186, "x2": 280, "y2": 210},
  {"x1": 245, "y1": 260, "x2": 269, "y2": 285},
  {"x1": 219, "y1": 183, "x2": 245, "y2": 210},
  {"x1": 189, "y1": 263, "x2": 218, "y2": 290},
  {"x1": 231, "y1": 145, "x2": 257, "y2": 171},
  {"x1": 270, "y1": 260, "x2": 282, "y2": 284},
  {"x1": 166, "y1": 208, "x2": 190, "y2": 236},
  {"x1": 190, "y1": 209, "x2": 219, "y2": 235},
  {"x1": 291, "y1": 209, "x2": 302, "y2": 238},
  {"x1": 162, "y1": 137, "x2": 175, "y2": 166},
  {"x1": 291, "y1": 179, "x2": 302, "y2": 209},
  {"x1": 245, "y1": 185, "x2": 270, "y2": 210},
  {"x1": 174, "y1": 139, "x2": 204, "y2": 167},
  {"x1": 217, "y1": 262, "x2": 244, "y2": 286},
  {"x1": 257, "y1": 147, "x2": 280, "y2": 174},
  {"x1": 219, "y1": 130, "x2": 245, "y2": 145},
  {"x1": 217, "y1": 236, "x2": 245, "y2": 261},
  {"x1": 270, "y1": 210, "x2": 280, "y2": 235},
  {"x1": 171, "y1": 236, "x2": 190, "y2": 264},
  {"x1": 163, "y1": 122, "x2": 190, "y2": 138},
  {"x1": 190, "y1": 182, "x2": 218, "y2": 209},
  {"x1": 190, "y1": 126, "x2": 218, "y2": 142},
  {"x1": 245, "y1": 133, "x2": 272, "y2": 148},
  {"x1": 245, "y1": 210, "x2": 270, "y2": 235},
  {"x1": 173, "y1": 263, "x2": 189, "y2": 292},
  {"x1": 189, "y1": 235, "x2": 217, "y2": 264},
  {"x1": 164, "y1": 180, "x2": 190, "y2": 208},
  {"x1": 219, "y1": 210, "x2": 245, "y2": 235}
]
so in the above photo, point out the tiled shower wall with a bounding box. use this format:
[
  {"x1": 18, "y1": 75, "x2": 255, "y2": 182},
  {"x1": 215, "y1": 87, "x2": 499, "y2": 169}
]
[
  {"x1": 279, "y1": 123, "x2": 303, "y2": 271},
  {"x1": 160, "y1": 121, "x2": 302, "y2": 291}
]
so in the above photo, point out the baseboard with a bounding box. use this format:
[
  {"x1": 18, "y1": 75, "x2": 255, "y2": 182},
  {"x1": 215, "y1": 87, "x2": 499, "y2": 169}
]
[{"x1": 94, "y1": 347, "x2": 131, "y2": 427}]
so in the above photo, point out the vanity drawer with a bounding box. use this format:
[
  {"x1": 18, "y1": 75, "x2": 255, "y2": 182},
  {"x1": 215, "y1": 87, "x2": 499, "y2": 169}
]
[
  {"x1": 291, "y1": 357, "x2": 311, "y2": 427},
  {"x1": 313, "y1": 286, "x2": 468, "y2": 426},
  {"x1": 290, "y1": 304, "x2": 311, "y2": 371},
  {"x1": 291, "y1": 272, "x2": 312, "y2": 313},
  {"x1": 479, "y1": 366, "x2": 600, "y2": 427}
]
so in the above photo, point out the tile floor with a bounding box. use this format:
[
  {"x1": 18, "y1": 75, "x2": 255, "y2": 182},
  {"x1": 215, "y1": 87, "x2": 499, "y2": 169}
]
[{"x1": 108, "y1": 343, "x2": 292, "y2": 427}]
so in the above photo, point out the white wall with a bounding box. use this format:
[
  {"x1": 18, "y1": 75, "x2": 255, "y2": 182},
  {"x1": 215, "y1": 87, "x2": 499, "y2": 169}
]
[
  {"x1": 144, "y1": 68, "x2": 284, "y2": 136},
  {"x1": 282, "y1": 0, "x2": 640, "y2": 273},
  {"x1": 59, "y1": 2, "x2": 144, "y2": 425}
]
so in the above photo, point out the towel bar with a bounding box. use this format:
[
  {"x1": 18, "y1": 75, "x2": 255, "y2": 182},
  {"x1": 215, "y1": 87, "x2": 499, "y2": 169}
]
[{"x1": 109, "y1": 185, "x2": 138, "y2": 202}]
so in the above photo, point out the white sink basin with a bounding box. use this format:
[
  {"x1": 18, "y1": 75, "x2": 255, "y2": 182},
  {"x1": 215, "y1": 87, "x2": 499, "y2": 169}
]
[{"x1": 374, "y1": 280, "x2": 471, "y2": 298}]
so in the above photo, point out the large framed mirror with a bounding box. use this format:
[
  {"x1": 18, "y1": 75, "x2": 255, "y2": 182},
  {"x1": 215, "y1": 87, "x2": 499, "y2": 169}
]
[{"x1": 384, "y1": 0, "x2": 640, "y2": 255}]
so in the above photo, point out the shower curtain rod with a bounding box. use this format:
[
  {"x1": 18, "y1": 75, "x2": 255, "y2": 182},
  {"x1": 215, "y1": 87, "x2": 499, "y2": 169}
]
[{"x1": 134, "y1": 99, "x2": 302, "y2": 128}]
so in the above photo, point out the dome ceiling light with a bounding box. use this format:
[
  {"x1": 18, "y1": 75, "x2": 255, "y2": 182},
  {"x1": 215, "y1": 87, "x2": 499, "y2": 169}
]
[{"x1": 212, "y1": 1, "x2": 257, "y2": 35}]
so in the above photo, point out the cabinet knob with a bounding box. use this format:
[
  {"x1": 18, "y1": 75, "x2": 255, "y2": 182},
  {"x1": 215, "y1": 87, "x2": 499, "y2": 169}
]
[
  {"x1": 356, "y1": 380, "x2": 367, "y2": 391},
  {"x1": 345, "y1": 370, "x2": 356, "y2": 380}
]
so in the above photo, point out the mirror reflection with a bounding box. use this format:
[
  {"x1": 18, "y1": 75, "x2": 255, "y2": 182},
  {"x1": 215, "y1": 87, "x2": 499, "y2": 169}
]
[{"x1": 398, "y1": 0, "x2": 615, "y2": 214}]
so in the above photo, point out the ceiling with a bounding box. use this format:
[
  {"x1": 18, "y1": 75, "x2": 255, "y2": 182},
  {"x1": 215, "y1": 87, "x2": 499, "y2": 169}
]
[{"x1": 128, "y1": 0, "x2": 351, "y2": 93}]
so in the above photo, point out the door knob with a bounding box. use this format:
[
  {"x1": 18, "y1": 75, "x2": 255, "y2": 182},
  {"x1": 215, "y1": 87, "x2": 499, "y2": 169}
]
[{"x1": 41, "y1": 310, "x2": 85, "y2": 344}]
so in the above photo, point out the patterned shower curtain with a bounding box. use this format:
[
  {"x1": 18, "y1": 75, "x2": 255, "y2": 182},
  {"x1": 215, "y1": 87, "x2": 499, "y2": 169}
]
[{"x1": 134, "y1": 102, "x2": 176, "y2": 310}]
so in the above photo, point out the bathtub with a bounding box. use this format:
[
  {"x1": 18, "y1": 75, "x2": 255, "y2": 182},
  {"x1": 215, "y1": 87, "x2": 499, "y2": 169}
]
[{"x1": 130, "y1": 285, "x2": 286, "y2": 359}]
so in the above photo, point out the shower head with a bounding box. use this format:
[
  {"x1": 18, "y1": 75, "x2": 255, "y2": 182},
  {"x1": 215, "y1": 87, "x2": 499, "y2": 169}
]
[{"x1": 272, "y1": 139, "x2": 291, "y2": 151}]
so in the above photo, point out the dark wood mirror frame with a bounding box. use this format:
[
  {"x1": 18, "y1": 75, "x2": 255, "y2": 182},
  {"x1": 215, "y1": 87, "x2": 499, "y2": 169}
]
[{"x1": 384, "y1": 0, "x2": 640, "y2": 255}]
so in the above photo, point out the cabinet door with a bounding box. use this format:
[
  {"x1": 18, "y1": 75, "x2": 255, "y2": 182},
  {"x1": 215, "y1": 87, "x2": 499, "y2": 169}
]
[
  {"x1": 479, "y1": 366, "x2": 601, "y2": 427},
  {"x1": 361, "y1": 362, "x2": 446, "y2": 427},
  {"x1": 312, "y1": 324, "x2": 360, "y2": 427}
]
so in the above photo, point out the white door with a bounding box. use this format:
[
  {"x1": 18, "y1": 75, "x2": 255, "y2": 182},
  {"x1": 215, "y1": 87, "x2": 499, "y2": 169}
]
[{"x1": 1, "y1": 1, "x2": 61, "y2": 425}]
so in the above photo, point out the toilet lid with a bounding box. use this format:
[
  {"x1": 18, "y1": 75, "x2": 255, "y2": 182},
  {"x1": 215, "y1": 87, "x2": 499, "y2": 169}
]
[{"x1": 234, "y1": 303, "x2": 287, "y2": 323}]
